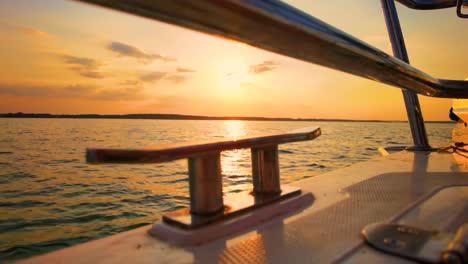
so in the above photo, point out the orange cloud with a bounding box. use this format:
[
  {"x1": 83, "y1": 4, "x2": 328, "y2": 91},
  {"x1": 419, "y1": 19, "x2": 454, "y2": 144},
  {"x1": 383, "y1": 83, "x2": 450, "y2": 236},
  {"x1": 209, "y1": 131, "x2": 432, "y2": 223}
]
[
  {"x1": 107, "y1": 41, "x2": 176, "y2": 64},
  {"x1": 60, "y1": 54, "x2": 107, "y2": 79},
  {"x1": 176, "y1": 67, "x2": 196, "y2": 73},
  {"x1": 248, "y1": 61, "x2": 279, "y2": 74},
  {"x1": 140, "y1": 72, "x2": 167, "y2": 82},
  {"x1": 0, "y1": 81, "x2": 146, "y2": 101},
  {"x1": 18, "y1": 26, "x2": 48, "y2": 38},
  {"x1": 165, "y1": 74, "x2": 191, "y2": 84}
]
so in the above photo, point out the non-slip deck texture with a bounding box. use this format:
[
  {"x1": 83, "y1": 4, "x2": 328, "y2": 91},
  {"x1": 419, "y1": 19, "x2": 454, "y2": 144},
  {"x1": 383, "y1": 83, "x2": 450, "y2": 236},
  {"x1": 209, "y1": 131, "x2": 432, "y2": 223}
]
[{"x1": 199, "y1": 173, "x2": 467, "y2": 263}]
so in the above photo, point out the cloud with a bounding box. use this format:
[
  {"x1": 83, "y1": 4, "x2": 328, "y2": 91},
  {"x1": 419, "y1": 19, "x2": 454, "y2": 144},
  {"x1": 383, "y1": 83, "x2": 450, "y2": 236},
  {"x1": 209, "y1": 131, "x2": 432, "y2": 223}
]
[
  {"x1": 62, "y1": 84, "x2": 97, "y2": 94},
  {"x1": 176, "y1": 67, "x2": 196, "y2": 73},
  {"x1": 120, "y1": 80, "x2": 142, "y2": 86},
  {"x1": 91, "y1": 87, "x2": 145, "y2": 101},
  {"x1": 60, "y1": 55, "x2": 107, "y2": 79},
  {"x1": 165, "y1": 74, "x2": 191, "y2": 84},
  {"x1": 108, "y1": 42, "x2": 176, "y2": 63},
  {"x1": 140, "y1": 72, "x2": 167, "y2": 82},
  {"x1": 18, "y1": 26, "x2": 48, "y2": 38},
  {"x1": 62, "y1": 55, "x2": 98, "y2": 68},
  {"x1": 249, "y1": 60, "x2": 279, "y2": 74},
  {"x1": 79, "y1": 71, "x2": 106, "y2": 79},
  {"x1": 0, "y1": 82, "x2": 145, "y2": 101},
  {"x1": 0, "y1": 83, "x2": 96, "y2": 97},
  {"x1": 140, "y1": 68, "x2": 194, "y2": 84}
]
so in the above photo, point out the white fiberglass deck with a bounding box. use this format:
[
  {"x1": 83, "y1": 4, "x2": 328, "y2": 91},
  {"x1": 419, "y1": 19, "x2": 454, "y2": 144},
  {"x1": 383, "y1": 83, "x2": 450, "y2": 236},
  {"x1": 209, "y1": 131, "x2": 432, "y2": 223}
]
[{"x1": 22, "y1": 150, "x2": 468, "y2": 263}]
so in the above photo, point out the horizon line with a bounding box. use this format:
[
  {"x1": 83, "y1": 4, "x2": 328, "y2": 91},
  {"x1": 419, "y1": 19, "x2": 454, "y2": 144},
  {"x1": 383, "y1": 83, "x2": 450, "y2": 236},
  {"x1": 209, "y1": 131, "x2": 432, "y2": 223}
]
[{"x1": 0, "y1": 112, "x2": 454, "y2": 123}]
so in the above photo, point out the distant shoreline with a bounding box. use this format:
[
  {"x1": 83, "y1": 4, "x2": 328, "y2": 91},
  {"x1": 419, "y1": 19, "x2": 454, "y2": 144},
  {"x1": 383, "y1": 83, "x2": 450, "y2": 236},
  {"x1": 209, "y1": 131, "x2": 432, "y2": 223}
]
[{"x1": 0, "y1": 113, "x2": 453, "y2": 123}]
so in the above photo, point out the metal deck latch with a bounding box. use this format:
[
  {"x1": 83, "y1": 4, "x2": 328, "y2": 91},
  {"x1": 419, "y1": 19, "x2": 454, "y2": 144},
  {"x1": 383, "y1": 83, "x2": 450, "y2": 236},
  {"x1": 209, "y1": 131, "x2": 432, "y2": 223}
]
[
  {"x1": 87, "y1": 126, "x2": 320, "y2": 229},
  {"x1": 362, "y1": 222, "x2": 468, "y2": 263}
]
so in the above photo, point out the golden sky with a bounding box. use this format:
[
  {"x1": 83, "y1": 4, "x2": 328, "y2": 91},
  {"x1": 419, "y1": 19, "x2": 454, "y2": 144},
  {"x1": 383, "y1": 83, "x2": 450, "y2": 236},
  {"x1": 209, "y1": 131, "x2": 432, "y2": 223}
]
[{"x1": 0, "y1": 0, "x2": 467, "y2": 121}]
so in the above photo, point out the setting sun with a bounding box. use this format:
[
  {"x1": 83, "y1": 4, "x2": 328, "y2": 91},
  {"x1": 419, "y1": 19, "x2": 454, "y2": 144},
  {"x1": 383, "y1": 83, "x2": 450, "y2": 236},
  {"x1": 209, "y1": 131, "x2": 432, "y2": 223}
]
[{"x1": 216, "y1": 60, "x2": 253, "y2": 97}]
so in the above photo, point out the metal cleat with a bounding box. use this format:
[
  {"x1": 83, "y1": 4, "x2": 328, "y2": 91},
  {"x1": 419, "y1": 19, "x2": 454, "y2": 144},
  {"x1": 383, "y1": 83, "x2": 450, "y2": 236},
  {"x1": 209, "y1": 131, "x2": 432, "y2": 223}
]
[{"x1": 87, "y1": 126, "x2": 320, "y2": 229}]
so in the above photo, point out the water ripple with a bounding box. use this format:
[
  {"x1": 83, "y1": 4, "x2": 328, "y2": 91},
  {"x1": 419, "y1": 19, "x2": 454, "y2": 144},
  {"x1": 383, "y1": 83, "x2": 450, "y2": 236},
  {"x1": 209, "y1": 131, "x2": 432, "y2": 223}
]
[{"x1": 0, "y1": 200, "x2": 54, "y2": 208}]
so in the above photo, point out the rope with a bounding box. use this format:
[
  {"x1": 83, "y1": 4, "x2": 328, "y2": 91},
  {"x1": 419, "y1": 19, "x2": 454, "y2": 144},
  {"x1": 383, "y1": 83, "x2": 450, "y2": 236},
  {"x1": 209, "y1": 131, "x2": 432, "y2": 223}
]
[{"x1": 438, "y1": 142, "x2": 468, "y2": 159}]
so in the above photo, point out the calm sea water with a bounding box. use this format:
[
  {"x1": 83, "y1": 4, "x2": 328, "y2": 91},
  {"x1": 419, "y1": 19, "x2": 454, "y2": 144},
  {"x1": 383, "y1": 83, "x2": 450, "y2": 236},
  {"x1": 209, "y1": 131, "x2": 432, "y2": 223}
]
[{"x1": 0, "y1": 118, "x2": 454, "y2": 261}]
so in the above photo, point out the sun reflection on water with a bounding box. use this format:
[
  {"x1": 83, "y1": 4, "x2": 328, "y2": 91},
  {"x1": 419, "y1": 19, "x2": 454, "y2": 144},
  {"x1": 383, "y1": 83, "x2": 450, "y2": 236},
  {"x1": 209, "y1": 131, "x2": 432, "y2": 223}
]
[
  {"x1": 223, "y1": 120, "x2": 246, "y2": 138},
  {"x1": 221, "y1": 120, "x2": 252, "y2": 193}
]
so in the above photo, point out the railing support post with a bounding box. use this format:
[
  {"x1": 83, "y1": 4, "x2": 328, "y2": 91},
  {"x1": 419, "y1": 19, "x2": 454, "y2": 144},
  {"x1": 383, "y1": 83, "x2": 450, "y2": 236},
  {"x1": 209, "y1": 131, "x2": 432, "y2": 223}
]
[
  {"x1": 251, "y1": 145, "x2": 281, "y2": 195},
  {"x1": 381, "y1": 0, "x2": 431, "y2": 150},
  {"x1": 188, "y1": 152, "x2": 224, "y2": 215}
]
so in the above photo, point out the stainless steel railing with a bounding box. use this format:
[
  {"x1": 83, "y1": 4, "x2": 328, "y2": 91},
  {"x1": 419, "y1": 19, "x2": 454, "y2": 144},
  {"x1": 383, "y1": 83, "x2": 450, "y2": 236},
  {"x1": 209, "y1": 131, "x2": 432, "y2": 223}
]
[
  {"x1": 77, "y1": 0, "x2": 468, "y2": 98},
  {"x1": 381, "y1": 0, "x2": 430, "y2": 149}
]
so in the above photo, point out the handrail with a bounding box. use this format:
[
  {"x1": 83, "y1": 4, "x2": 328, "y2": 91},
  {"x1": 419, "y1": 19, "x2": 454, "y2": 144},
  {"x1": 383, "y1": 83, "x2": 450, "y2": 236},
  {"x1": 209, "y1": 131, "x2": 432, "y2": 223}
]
[{"x1": 76, "y1": 0, "x2": 468, "y2": 98}]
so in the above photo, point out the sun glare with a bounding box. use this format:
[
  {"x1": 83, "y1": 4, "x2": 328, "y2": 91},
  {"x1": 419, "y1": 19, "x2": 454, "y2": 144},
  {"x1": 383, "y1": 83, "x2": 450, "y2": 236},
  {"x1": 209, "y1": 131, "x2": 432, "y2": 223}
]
[
  {"x1": 222, "y1": 72, "x2": 250, "y2": 90},
  {"x1": 217, "y1": 60, "x2": 253, "y2": 97}
]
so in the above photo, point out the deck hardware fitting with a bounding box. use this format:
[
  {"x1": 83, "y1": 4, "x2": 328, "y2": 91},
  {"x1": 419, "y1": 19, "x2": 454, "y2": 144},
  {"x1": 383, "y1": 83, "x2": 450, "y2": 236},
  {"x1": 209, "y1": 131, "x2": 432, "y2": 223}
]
[
  {"x1": 362, "y1": 222, "x2": 468, "y2": 263},
  {"x1": 87, "y1": 127, "x2": 321, "y2": 229}
]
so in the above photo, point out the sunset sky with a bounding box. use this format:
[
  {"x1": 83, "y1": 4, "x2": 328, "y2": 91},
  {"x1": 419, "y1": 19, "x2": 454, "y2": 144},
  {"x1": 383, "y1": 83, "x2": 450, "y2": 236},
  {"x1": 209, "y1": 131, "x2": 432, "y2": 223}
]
[{"x1": 0, "y1": 1, "x2": 467, "y2": 121}]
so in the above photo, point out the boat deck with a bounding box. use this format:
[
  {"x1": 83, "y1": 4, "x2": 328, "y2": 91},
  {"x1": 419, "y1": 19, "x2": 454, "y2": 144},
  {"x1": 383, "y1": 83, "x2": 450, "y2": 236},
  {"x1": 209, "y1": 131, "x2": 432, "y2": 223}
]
[{"x1": 21, "y1": 150, "x2": 468, "y2": 263}]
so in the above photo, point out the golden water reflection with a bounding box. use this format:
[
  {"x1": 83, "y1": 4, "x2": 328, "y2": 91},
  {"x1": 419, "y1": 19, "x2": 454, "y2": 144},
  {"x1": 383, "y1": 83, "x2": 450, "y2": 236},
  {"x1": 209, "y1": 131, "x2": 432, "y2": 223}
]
[
  {"x1": 221, "y1": 120, "x2": 252, "y2": 193},
  {"x1": 223, "y1": 120, "x2": 246, "y2": 138}
]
